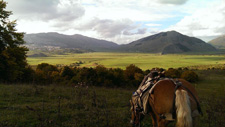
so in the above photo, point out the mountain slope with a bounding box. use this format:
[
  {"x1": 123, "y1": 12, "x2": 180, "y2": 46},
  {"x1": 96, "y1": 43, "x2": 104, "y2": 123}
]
[
  {"x1": 24, "y1": 32, "x2": 118, "y2": 52},
  {"x1": 24, "y1": 31, "x2": 217, "y2": 54},
  {"x1": 120, "y1": 31, "x2": 216, "y2": 54},
  {"x1": 209, "y1": 35, "x2": 225, "y2": 49}
]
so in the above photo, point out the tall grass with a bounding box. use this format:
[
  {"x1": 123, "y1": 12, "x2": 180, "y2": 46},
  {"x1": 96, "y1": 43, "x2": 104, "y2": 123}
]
[
  {"x1": 0, "y1": 69, "x2": 224, "y2": 127},
  {"x1": 0, "y1": 85, "x2": 132, "y2": 127}
]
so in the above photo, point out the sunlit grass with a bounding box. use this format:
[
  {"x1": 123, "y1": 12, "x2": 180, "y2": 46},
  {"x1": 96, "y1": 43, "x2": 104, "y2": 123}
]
[{"x1": 27, "y1": 52, "x2": 225, "y2": 70}]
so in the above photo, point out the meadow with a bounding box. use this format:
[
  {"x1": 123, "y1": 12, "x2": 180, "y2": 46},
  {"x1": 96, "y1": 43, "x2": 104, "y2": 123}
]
[
  {"x1": 1, "y1": 52, "x2": 224, "y2": 127},
  {"x1": 27, "y1": 52, "x2": 225, "y2": 70},
  {"x1": 0, "y1": 69, "x2": 224, "y2": 127}
]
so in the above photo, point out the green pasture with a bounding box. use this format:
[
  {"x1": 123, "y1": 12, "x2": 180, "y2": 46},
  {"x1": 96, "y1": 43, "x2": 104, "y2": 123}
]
[
  {"x1": 27, "y1": 52, "x2": 225, "y2": 70},
  {"x1": 0, "y1": 70, "x2": 224, "y2": 127}
]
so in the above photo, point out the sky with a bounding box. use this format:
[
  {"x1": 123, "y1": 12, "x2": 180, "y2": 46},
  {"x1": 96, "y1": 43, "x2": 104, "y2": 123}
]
[{"x1": 5, "y1": 0, "x2": 225, "y2": 44}]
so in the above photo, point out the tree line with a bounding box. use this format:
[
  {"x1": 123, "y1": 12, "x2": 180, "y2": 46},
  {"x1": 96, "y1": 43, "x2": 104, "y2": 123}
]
[{"x1": 1, "y1": 62, "x2": 199, "y2": 87}]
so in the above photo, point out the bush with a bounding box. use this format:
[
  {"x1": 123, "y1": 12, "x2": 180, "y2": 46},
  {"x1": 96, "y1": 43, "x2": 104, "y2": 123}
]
[
  {"x1": 36, "y1": 63, "x2": 58, "y2": 72},
  {"x1": 21, "y1": 66, "x2": 35, "y2": 83},
  {"x1": 60, "y1": 66, "x2": 74, "y2": 80},
  {"x1": 124, "y1": 64, "x2": 143, "y2": 86},
  {"x1": 35, "y1": 63, "x2": 59, "y2": 84},
  {"x1": 165, "y1": 68, "x2": 181, "y2": 78},
  {"x1": 181, "y1": 70, "x2": 199, "y2": 82},
  {"x1": 71, "y1": 67, "x2": 97, "y2": 86},
  {"x1": 124, "y1": 64, "x2": 143, "y2": 80}
]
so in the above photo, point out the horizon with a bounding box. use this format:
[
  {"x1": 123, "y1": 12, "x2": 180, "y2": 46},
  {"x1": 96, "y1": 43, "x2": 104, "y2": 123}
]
[{"x1": 5, "y1": 0, "x2": 225, "y2": 44}]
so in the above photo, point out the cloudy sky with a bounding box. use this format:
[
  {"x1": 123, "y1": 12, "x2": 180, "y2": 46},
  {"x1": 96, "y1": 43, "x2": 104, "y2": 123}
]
[{"x1": 5, "y1": 0, "x2": 225, "y2": 44}]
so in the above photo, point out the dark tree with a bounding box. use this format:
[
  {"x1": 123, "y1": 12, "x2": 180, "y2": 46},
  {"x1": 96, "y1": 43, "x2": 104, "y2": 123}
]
[
  {"x1": 124, "y1": 64, "x2": 143, "y2": 86},
  {"x1": 60, "y1": 66, "x2": 74, "y2": 80},
  {"x1": 35, "y1": 63, "x2": 59, "y2": 84},
  {"x1": 0, "y1": 0, "x2": 28, "y2": 82},
  {"x1": 181, "y1": 70, "x2": 198, "y2": 83},
  {"x1": 165, "y1": 68, "x2": 181, "y2": 78}
]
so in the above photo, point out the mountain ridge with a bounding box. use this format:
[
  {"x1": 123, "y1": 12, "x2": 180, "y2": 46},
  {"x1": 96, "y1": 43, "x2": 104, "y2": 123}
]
[
  {"x1": 24, "y1": 32, "x2": 118, "y2": 52},
  {"x1": 24, "y1": 31, "x2": 217, "y2": 54},
  {"x1": 118, "y1": 31, "x2": 216, "y2": 54}
]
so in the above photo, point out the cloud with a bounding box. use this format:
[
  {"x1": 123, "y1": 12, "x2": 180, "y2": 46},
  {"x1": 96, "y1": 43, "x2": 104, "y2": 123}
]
[
  {"x1": 80, "y1": 0, "x2": 176, "y2": 22},
  {"x1": 109, "y1": 29, "x2": 160, "y2": 44},
  {"x1": 146, "y1": 23, "x2": 162, "y2": 27},
  {"x1": 6, "y1": 0, "x2": 223, "y2": 44},
  {"x1": 123, "y1": 28, "x2": 147, "y2": 35},
  {"x1": 6, "y1": 0, "x2": 85, "y2": 22},
  {"x1": 158, "y1": 0, "x2": 188, "y2": 5},
  {"x1": 165, "y1": 0, "x2": 225, "y2": 41},
  {"x1": 76, "y1": 18, "x2": 147, "y2": 38}
]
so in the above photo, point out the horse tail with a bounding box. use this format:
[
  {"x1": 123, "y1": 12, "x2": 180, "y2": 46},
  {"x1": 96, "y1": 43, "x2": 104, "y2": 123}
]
[{"x1": 175, "y1": 89, "x2": 192, "y2": 127}]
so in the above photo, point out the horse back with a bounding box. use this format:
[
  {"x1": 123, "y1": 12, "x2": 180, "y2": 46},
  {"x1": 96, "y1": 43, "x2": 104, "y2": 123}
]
[{"x1": 151, "y1": 79, "x2": 199, "y2": 115}]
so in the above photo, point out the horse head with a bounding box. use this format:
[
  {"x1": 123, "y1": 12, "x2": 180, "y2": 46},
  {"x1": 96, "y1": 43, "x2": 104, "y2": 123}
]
[{"x1": 130, "y1": 99, "x2": 143, "y2": 127}]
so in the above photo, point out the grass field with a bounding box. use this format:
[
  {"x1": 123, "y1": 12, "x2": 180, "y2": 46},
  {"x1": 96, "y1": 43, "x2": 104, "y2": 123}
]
[
  {"x1": 0, "y1": 70, "x2": 224, "y2": 127},
  {"x1": 3, "y1": 52, "x2": 224, "y2": 126},
  {"x1": 27, "y1": 52, "x2": 225, "y2": 70}
]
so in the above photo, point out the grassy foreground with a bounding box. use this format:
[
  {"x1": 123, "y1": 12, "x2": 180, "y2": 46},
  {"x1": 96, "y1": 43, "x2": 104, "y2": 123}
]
[
  {"x1": 0, "y1": 70, "x2": 224, "y2": 127},
  {"x1": 27, "y1": 52, "x2": 225, "y2": 70}
]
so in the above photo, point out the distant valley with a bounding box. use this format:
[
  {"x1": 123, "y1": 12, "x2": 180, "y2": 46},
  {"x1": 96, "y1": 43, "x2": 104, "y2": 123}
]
[{"x1": 24, "y1": 31, "x2": 218, "y2": 55}]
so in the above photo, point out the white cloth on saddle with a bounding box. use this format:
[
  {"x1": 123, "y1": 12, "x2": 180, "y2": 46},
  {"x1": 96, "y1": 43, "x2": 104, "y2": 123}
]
[
  {"x1": 140, "y1": 90, "x2": 150, "y2": 114},
  {"x1": 136, "y1": 81, "x2": 151, "y2": 96}
]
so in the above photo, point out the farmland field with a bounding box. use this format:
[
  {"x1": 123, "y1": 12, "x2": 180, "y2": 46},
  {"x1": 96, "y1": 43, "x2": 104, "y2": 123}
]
[{"x1": 27, "y1": 52, "x2": 225, "y2": 69}]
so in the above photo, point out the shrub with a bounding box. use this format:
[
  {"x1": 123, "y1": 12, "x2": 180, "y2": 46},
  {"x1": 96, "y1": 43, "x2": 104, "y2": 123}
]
[
  {"x1": 165, "y1": 68, "x2": 181, "y2": 78},
  {"x1": 36, "y1": 63, "x2": 58, "y2": 72},
  {"x1": 181, "y1": 70, "x2": 199, "y2": 82},
  {"x1": 21, "y1": 66, "x2": 35, "y2": 83},
  {"x1": 124, "y1": 64, "x2": 143, "y2": 80},
  {"x1": 60, "y1": 66, "x2": 74, "y2": 80},
  {"x1": 35, "y1": 63, "x2": 59, "y2": 84},
  {"x1": 110, "y1": 68, "x2": 125, "y2": 87},
  {"x1": 134, "y1": 73, "x2": 144, "y2": 83},
  {"x1": 71, "y1": 67, "x2": 97, "y2": 86},
  {"x1": 124, "y1": 64, "x2": 143, "y2": 87}
]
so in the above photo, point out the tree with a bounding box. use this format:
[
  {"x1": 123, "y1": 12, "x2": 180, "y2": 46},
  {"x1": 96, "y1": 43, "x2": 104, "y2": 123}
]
[
  {"x1": 124, "y1": 64, "x2": 143, "y2": 86},
  {"x1": 60, "y1": 66, "x2": 74, "y2": 80},
  {"x1": 165, "y1": 68, "x2": 181, "y2": 78},
  {"x1": 181, "y1": 70, "x2": 198, "y2": 83},
  {"x1": 0, "y1": 0, "x2": 28, "y2": 82},
  {"x1": 35, "y1": 63, "x2": 59, "y2": 84},
  {"x1": 124, "y1": 64, "x2": 143, "y2": 80}
]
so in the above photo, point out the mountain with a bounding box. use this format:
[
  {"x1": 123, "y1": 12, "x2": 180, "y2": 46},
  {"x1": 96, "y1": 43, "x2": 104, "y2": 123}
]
[
  {"x1": 24, "y1": 31, "x2": 217, "y2": 54},
  {"x1": 119, "y1": 31, "x2": 217, "y2": 54},
  {"x1": 24, "y1": 32, "x2": 118, "y2": 52},
  {"x1": 209, "y1": 35, "x2": 225, "y2": 49}
]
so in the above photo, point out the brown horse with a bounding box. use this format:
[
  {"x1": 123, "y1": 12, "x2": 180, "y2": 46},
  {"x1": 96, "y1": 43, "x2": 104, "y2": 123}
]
[{"x1": 130, "y1": 78, "x2": 202, "y2": 127}]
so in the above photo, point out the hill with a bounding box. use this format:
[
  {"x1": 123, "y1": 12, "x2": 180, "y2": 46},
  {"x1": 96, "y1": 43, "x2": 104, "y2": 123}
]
[
  {"x1": 24, "y1": 31, "x2": 217, "y2": 54},
  {"x1": 209, "y1": 35, "x2": 225, "y2": 49},
  {"x1": 119, "y1": 31, "x2": 216, "y2": 54},
  {"x1": 24, "y1": 32, "x2": 119, "y2": 52}
]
